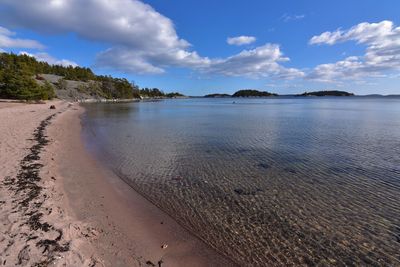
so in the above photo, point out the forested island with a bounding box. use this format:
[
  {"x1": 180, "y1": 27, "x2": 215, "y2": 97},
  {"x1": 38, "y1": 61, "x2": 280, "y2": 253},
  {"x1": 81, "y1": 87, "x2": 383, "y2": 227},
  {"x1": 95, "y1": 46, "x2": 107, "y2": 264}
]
[
  {"x1": 205, "y1": 90, "x2": 278, "y2": 98},
  {"x1": 298, "y1": 90, "x2": 354, "y2": 97},
  {"x1": 0, "y1": 53, "x2": 184, "y2": 101},
  {"x1": 233, "y1": 90, "x2": 278, "y2": 97}
]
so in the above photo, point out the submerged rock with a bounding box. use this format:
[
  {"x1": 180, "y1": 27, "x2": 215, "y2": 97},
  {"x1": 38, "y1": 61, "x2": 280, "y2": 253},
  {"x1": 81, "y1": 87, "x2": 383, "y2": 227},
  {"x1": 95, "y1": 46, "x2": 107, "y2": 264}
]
[
  {"x1": 257, "y1": 163, "x2": 270, "y2": 169},
  {"x1": 234, "y1": 188, "x2": 263, "y2": 196}
]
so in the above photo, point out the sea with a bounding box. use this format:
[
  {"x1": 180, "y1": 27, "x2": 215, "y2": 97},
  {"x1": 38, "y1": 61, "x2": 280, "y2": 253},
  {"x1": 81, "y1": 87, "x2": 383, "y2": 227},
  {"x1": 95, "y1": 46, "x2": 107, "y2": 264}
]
[{"x1": 82, "y1": 97, "x2": 400, "y2": 266}]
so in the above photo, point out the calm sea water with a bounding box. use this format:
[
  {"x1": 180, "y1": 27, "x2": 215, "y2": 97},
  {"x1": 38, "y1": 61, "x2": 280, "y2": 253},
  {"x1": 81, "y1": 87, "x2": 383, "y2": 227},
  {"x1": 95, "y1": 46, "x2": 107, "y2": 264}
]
[{"x1": 82, "y1": 97, "x2": 400, "y2": 266}]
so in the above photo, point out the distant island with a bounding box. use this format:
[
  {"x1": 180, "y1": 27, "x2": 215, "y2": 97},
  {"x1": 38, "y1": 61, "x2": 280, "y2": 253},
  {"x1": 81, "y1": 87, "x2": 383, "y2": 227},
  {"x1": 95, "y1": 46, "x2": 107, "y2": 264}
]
[
  {"x1": 233, "y1": 90, "x2": 278, "y2": 97},
  {"x1": 298, "y1": 90, "x2": 354, "y2": 97},
  {"x1": 204, "y1": 93, "x2": 231, "y2": 98},
  {"x1": 164, "y1": 92, "x2": 185, "y2": 98},
  {"x1": 205, "y1": 90, "x2": 278, "y2": 98}
]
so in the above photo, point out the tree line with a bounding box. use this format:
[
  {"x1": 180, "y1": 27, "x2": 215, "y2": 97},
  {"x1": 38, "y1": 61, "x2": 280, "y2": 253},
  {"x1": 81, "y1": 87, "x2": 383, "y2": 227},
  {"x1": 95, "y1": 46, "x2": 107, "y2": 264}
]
[
  {"x1": 137, "y1": 87, "x2": 183, "y2": 98},
  {"x1": 0, "y1": 53, "x2": 59, "y2": 100}
]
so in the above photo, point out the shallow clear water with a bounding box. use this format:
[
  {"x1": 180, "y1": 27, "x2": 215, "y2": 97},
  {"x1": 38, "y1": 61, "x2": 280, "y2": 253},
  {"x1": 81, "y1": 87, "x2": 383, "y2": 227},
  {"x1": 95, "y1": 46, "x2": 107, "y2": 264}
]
[{"x1": 82, "y1": 97, "x2": 400, "y2": 266}]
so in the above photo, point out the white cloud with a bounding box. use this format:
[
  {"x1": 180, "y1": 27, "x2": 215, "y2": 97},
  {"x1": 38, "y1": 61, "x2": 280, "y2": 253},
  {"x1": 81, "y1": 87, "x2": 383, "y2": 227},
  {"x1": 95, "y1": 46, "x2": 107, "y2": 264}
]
[
  {"x1": 0, "y1": 0, "x2": 301, "y2": 80},
  {"x1": 0, "y1": 25, "x2": 76, "y2": 66},
  {"x1": 0, "y1": 26, "x2": 44, "y2": 49},
  {"x1": 227, "y1": 36, "x2": 256, "y2": 46},
  {"x1": 281, "y1": 14, "x2": 305, "y2": 22},
  {"x1": 19, "y1": 51, "x2": 78, "y2": 67},
  {"x1": 96, "y1": 46, "x2": 210, "y2": 74},
  {"x1": 309, "y1": 20, "x2": 396, "y2": 45},
  {"x1": 308, "y1": 20, "x2": 400, "y2": 81},
  {"x1": 205, "y1": 44, "x2": 304, "y2": 79},
  {"x1": 0, "y1": 0, "x2": 205, "y2": 74}
]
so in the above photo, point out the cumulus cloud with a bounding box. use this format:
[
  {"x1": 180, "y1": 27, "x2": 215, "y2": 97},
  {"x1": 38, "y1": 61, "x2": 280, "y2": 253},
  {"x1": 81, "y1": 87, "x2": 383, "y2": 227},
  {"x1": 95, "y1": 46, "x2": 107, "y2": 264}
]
[
  {"x1": 96, "y1": 46, "x2": 210, "y2": 74},
  {"x1": 0, "y1": 0, "x2": 206, "y2": 74},
  {"x1": 19, "y1": 51, "x2": 78, "y2": 67},
  {"x1": 0, "y1": 26, "x2": 44, "y2": 49},
  {"x1": 308, "y1": 20, "x2": 400, "y2": 81},
  {"x1": 281, "y1": 14, "x2": 305, "y2": 22},
  {"x1": 227, "y1": 36, "x2": 256, "y2": 46},
  {"x1": 0, "y1": 0, "x2": 301, "y2": 80},
  {"x1": 205, "y1": 44, "x2": 304, "y2": 79}
]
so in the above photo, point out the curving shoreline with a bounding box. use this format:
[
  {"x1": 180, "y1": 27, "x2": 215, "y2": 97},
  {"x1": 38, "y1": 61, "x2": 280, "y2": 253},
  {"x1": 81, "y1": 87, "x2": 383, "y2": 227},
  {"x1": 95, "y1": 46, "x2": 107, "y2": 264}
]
[{"x1": 0, "y1": 101, "x2": 234, "y2": 266}]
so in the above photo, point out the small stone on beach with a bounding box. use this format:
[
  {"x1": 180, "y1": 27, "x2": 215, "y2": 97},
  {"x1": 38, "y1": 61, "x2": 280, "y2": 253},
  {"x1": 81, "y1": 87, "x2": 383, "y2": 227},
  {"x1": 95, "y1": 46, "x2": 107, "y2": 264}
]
[{"x1": 146, "y1": 260, "x2": 156, "y2": 266}]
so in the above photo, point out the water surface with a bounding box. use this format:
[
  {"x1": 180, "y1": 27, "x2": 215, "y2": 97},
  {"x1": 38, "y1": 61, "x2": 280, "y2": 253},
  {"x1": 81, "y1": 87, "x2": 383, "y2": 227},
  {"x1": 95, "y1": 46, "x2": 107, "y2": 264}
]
[{"x1": 82, "y1": 97, "x2": 400, "y2": 266}]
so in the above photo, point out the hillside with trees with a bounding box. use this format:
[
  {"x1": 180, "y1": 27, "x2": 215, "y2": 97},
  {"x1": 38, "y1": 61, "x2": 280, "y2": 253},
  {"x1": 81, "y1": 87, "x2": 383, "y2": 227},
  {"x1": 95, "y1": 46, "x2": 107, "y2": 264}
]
[
  {"x1": 0, "y1": 53, "x2": 184, "y2": 101},
  {"x1": 0, "y1": 53, "x2": 59, "y2": 100}
]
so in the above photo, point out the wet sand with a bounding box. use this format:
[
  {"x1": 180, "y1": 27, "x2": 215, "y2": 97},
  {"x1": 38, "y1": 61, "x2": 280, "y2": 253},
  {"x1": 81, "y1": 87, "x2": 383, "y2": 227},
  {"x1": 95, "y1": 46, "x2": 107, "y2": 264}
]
[{"x1": 0, "y1": 101, "x2": 234, "y2": 266}]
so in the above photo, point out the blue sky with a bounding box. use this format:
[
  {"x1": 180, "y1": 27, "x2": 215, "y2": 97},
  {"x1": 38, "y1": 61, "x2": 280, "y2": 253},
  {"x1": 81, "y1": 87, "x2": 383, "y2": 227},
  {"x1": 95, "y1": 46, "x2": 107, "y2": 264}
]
[{"x1": 0, "y1": 0, "x2": 399, "y2": 95}]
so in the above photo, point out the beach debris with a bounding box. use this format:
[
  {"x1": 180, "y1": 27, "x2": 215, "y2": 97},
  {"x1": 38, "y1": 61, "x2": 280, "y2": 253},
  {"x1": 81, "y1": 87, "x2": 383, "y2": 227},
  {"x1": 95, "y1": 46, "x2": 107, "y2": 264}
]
[
  {"x1": 146, "y1": 260, "x2": 156, "y2": 266},
  {"x1": 49, "y1": 105, "x2": 56, "y2": 109},
  {"x1": 158, "y1": 259, "x2": 164, "y2": 267},
  {"x1": 88, "y1": 256, "x2": 99, "y2": 267},
  {"x1": 17, "y1": 245, "x2": 30, "y2": 265},
  {"x1": 160, "y1": 221, "x2": 164, "y2": 224},
  {"x1": 81, "y1": 227, "x2": 99, "y2": 238},
  {"x1": 161, "y1": 244, "x2": 168, "y2": 249}
]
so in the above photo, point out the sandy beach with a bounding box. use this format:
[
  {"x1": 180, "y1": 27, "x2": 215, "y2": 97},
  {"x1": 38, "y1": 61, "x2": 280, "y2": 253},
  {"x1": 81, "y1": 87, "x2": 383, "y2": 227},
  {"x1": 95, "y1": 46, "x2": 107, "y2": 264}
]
[{"x1": 0, "y1": 101, "x2": 234, "y2": 266}]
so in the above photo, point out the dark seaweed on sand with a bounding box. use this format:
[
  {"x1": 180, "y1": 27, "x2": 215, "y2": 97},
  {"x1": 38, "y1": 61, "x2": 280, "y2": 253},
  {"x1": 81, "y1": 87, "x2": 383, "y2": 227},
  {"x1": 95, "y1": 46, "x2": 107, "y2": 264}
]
[{"x1": 3, "y1": 113, "x2": 70, "y2": 266}]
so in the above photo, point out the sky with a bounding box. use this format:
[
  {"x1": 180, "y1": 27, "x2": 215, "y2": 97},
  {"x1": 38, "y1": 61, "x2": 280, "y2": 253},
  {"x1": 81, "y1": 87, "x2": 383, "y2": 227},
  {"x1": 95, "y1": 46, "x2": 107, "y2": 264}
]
[{"x1": 0, "y1": 0, "x2": 399, "y2": 96}]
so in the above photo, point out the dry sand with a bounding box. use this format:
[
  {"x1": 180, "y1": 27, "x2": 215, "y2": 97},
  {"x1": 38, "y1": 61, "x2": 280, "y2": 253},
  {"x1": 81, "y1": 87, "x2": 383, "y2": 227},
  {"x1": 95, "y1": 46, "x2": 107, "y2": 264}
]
[
  {"x1": 0, "y1": 101, "x2": 235, "y2": 266},
  {"x1": 0, "y1": 101, "x2": 96, "y2": 266}
]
